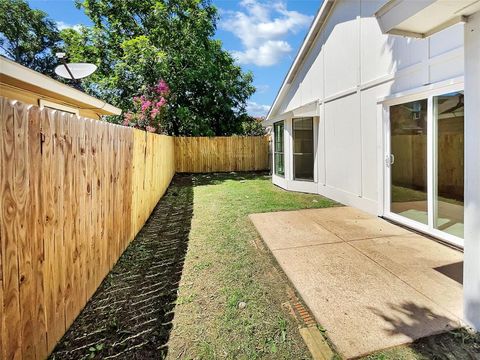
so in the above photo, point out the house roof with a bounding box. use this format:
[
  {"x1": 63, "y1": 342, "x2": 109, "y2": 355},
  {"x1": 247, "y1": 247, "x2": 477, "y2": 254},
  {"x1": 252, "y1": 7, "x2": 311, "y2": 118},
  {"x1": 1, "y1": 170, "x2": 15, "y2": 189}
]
[
  {"x1": 0, "y1": 56, "x2": 121, "y2": 116},
  {"x1": 266, "y1": 0, "x2": 336, "y2": 122}
]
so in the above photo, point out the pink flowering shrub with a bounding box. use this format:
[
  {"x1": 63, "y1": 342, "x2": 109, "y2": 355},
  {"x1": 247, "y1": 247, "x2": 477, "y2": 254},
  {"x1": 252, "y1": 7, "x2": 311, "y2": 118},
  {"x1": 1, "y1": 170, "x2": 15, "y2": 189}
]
[{"x1": 122, "y1": 79, "x2": 170, "y2": 133}]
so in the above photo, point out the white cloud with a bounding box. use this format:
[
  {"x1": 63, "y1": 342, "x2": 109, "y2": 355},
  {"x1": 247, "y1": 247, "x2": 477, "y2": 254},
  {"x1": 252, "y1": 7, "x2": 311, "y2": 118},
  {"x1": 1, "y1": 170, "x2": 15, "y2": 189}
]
[
  {"x1": 255, "y1": 84, "x2": 270, "y2": 94},
  {"x1": 221, "y1": 0, "x2": 312, "y2": 66},
  {"x1": 232, "y1": 40, "x2": 291, "y2": 66},
  {"x1": 247, "y1": 101, "x2": 271, "y2": 116},
  {"x1": 56, "y1": 21, "x2": 82, "y2": 32}
]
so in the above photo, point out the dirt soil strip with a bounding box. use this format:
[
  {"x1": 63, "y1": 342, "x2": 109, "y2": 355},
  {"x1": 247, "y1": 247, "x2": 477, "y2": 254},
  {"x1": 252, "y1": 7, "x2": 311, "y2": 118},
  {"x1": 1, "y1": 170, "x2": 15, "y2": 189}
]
[{"x1": 50, "y1": 175, "x2": 193, "y2": 360}]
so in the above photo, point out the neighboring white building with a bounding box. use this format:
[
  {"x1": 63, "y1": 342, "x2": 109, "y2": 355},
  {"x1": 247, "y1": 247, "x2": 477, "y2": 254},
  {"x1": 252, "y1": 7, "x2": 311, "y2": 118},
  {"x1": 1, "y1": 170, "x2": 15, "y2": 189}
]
[{"x1": 265, "y1": 0, "x2": 480, "y2": 329}]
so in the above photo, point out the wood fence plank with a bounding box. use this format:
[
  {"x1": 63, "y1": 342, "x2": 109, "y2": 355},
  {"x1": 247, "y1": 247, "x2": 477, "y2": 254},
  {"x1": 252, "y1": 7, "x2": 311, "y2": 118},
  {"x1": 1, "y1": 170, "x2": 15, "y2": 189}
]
[
  {"x1": 30, "y1": 106, "x2": 47, "y2": 360},
  {"x1": 14, "y1": 102, "x2": 35, "y2": 360},
  {"x1": 64, "y1": 113, "x2": 75, "y2": 329},
  {"x1": 41, "y1": 106, "x2": 56, "y2": 352},
  {"x1": 0, "y1": 96, "x2": 6, "y2": 360},
  {"x1": 52, "y1": 111, "x2": 66, "y2": 346},
  {"x1": 77, "y1": 117, "x2": 87, "y2": 307},
  {"x1": 1, "y1": 98, "x2": 22, "y2": 360}
]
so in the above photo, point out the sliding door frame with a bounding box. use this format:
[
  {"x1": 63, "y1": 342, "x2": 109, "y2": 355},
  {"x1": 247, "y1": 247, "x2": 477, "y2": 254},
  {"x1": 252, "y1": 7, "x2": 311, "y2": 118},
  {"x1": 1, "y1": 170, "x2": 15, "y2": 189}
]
[{"x1": 382, "y1": 82, "x2": 464, "y2": 248}]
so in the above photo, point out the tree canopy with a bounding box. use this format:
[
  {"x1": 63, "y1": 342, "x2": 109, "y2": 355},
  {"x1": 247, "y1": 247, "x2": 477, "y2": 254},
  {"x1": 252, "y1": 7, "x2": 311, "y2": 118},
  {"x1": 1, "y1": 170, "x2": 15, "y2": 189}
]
[
  {"x1": 0, "y1": 0, "x2": 261, "y2": 136},
  {"x1": 62, "y1": 0, "x2": 257, "y2": 136},
  {"x1": 0, "y1": 0, "x2": 61, "y2": 74}
]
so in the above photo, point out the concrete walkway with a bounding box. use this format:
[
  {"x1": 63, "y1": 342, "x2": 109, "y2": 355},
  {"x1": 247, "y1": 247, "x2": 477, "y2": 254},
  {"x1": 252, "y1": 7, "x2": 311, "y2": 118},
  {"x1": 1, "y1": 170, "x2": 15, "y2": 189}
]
[{"x1": 250, "y1": 207, "x2": 464, "y2": 359}]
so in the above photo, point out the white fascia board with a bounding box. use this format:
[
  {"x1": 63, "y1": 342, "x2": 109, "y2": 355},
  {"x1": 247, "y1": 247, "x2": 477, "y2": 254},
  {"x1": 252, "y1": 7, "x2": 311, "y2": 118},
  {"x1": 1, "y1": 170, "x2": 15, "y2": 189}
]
[
  {"x1": 375, "y1": 0, "x2": 435, "y2": 34},
  {"x1": 263, "y1": 100, "x2": 319, "y2": 127},
  {"x1": 263, "y1": 112, "x2": 292, "y2": 126},
  {"x1": 375, "y1": 0, "x2": 475, "y2": 38},
  {"x1": 291, "y1": 100, "x2": 319, "y2": 118},
  {"x1": 0, "y1": 57, "x2": 121, "y2": 115},
  {"x1": 266, "y1": 0, "x2": 336, "y2": 121}
]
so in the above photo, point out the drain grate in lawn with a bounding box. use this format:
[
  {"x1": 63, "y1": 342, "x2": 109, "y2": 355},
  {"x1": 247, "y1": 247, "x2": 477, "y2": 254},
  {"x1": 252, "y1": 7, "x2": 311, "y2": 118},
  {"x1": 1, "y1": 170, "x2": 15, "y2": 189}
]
[{"x1": 50, "y1": 175, "x2": 193, "y2": 360}]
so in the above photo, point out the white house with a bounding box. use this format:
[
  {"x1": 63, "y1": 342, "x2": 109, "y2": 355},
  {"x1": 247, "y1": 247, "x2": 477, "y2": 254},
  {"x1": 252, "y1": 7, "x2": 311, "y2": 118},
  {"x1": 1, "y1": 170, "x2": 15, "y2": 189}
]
[{"x1": 265, "y1": 0, "x2": 480, "y2": 330}]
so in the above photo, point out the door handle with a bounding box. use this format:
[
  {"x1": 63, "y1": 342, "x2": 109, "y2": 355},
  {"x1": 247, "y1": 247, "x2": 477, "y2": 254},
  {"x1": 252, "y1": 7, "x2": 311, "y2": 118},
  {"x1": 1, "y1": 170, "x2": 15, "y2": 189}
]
[{"x1": 385, "y1": 154, "x2": 395, "y2": 167}]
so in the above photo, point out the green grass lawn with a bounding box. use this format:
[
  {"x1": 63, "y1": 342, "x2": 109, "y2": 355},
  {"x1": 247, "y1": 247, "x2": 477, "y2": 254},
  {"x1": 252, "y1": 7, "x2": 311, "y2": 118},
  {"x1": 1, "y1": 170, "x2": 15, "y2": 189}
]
[
  {"x1": 165, "y1": 172, "x2": 337, "y2": 359},
  {"x1": 164, "y1": 172, "x2": 479, "y2": 360}
]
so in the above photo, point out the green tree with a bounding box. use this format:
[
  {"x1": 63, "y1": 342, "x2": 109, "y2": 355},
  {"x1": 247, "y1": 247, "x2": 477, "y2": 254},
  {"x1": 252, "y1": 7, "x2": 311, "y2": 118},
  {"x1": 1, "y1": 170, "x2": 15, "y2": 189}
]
[
  {"x1": 241, "y1": 116, "x2": 267, "y2": 136},
  {"x1": 0, "y1": 0, "x2": 60, "y2": 74},
  {"x1": 62, "y1": 0, "x2": 255, "y2": 136}
]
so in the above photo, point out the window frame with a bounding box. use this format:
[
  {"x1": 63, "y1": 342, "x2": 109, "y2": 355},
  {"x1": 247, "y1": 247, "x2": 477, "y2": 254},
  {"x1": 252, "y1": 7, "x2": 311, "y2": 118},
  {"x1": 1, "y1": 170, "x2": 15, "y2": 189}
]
[
  {"x1": 292, "y1": 117, "x2": 314, "y2": 181},
  {"x1": 381, "y1": 81, "x2": 465, "y2": 248},
  {"x1": 273, "y1": 121, "x2": 285, "y2": 177}
]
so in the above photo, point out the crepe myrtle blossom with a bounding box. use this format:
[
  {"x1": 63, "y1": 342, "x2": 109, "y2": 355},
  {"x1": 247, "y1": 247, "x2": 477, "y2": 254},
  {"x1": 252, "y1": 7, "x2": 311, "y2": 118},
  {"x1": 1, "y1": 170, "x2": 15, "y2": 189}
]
[
  {"x1": 156, "y1": 98, "x2": 166, "y2": 108},
  {"x1": 155, "y1": 79, "x2": 169, "y2": 95},
  {"x1": 150, "y1": 107, "x2": 160, "y2": 119},
  {"x1": 123, "y1": 79, "x2": 169, "y2": 133},
  {"x1": 141, "y1": 100, "x2": 152, "y2": 112}
]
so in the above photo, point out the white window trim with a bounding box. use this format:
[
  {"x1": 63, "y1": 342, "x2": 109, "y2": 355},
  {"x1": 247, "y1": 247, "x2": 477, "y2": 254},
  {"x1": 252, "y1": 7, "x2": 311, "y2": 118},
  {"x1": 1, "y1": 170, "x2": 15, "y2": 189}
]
[{"x1": 39, "y1": 99, "x2": 80, "y2": 116}]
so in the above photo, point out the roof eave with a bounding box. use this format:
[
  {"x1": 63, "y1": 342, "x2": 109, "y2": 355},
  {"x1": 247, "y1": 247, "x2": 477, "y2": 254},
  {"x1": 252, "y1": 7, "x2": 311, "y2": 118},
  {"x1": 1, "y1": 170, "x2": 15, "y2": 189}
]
[{"x1": 0, "y1": 56, "x2": 122, "y2": 116}]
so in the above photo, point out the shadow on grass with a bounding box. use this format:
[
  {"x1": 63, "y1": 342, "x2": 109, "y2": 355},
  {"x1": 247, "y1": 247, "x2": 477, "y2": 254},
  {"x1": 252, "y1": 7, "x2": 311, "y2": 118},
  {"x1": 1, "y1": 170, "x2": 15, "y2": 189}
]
[
  {"x1": 367, "y1": 301, "x2": 480, "y2": 359},
  {"x1": 50, "y1": 175, "x2": 194, "y2": 360}
]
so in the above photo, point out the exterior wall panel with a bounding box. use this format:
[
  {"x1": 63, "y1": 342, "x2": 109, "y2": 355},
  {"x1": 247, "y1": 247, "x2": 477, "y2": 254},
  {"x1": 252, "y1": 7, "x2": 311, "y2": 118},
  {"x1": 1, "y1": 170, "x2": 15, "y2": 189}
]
[
  {"x1": 269, "y1": 0, "x2": 465, "y2": 216},
  {"x1": 325, "y1": 93, "x2": 362, "y2": 195},
  {"x1": 323, "y1": 0, "x2": 360, "y2": 97}
]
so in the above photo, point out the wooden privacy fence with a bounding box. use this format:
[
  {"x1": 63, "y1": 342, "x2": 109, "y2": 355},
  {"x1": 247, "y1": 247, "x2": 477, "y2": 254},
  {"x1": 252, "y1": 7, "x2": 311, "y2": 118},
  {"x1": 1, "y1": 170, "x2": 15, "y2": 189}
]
[
  {"x1": 175, "y1": 136, "x2": 269, "y2": 173},
  {"x1": 0, "y1": 97, "x2": 175, "y2": 360},
  {"x1": 1, "y1": 96, "x2": 269, "y2": 360},
  {"x1": 392, "y1": 134, "x2": 464, "y2": 199}
]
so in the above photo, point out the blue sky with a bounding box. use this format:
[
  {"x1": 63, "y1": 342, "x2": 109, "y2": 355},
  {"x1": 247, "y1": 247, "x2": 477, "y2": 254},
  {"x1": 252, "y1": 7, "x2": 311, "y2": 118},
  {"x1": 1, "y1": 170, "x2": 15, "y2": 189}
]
[{"x1": 28, "y1": 0, "x2": 321, "y2": 116}]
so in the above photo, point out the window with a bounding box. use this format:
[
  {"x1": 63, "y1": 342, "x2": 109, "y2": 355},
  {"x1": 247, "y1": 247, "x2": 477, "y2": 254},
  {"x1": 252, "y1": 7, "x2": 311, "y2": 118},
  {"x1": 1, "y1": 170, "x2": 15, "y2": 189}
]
[
  {"x1": 274, "y1": 121, "x2": 284, "y2": 176},
  {"x1": 293, "y1": 117, "x2": 314, "y2": 180}
]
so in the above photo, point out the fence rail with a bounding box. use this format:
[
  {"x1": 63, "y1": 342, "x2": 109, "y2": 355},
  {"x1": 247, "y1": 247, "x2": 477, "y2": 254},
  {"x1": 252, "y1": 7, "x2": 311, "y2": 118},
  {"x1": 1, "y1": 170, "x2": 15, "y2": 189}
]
[
  {"x1": 175, "y1": 136, "x2": 269, "y2": 173},
  {"x1": 0, "y1": 98, "x2": 175, "y2": 360}
]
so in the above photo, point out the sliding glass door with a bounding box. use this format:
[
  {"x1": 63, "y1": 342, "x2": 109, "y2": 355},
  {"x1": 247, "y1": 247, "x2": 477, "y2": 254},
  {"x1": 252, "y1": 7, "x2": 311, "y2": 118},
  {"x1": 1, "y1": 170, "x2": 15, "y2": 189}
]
[
  {"x1": 385, "y1": 89, "x2": 464, "y2": 244},
  {"x1": 389, "y1": 99, "x2": 429, "y2": 224},
  {"x1": 433, "y1": 92, "x2": 464, "y2": 238}
]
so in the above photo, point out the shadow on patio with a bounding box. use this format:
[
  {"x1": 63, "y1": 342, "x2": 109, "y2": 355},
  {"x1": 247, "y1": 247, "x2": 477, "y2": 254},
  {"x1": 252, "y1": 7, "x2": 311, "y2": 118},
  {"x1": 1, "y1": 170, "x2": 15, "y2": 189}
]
[{"x1": 250, "y1": 206, "x2": 464, "y2": 358}]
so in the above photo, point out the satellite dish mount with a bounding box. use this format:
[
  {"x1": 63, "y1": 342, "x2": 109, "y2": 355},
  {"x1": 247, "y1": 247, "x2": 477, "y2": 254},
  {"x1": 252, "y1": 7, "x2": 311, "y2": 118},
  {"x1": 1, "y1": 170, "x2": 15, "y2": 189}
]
[{"x1": 54, "y1": 53, "x2": 97, "y2": 90}]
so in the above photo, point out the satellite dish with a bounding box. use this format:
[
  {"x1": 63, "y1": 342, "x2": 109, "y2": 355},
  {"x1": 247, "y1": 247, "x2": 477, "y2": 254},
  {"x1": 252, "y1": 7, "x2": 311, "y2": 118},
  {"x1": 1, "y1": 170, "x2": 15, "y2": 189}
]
[{"x1": 54, "y1": 63, "x2": 97, "y2": 80}]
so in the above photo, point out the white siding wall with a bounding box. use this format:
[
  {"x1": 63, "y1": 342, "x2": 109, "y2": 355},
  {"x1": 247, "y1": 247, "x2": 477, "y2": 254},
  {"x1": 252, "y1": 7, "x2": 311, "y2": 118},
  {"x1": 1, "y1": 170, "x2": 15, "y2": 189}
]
[{"x1": 272, "y1": 0, "x2": 464, "y2": 214}]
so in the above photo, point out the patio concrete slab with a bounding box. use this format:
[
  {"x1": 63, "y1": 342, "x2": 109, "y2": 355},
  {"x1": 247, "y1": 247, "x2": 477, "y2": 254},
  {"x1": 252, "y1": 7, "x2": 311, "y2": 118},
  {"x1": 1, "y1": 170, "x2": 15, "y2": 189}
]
[
  {"x1": 250, "y1": 210, "x2": 342, "y2": 250},
  {"x1": 249, "y1": 207, "x2": 464, "y2": 359},
  {"x1": 350, "y1": 235, "x2": 464, "y2": 319},
  {"x1": 300, "y1": 208, "x2": 411, "y2": 241}
]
